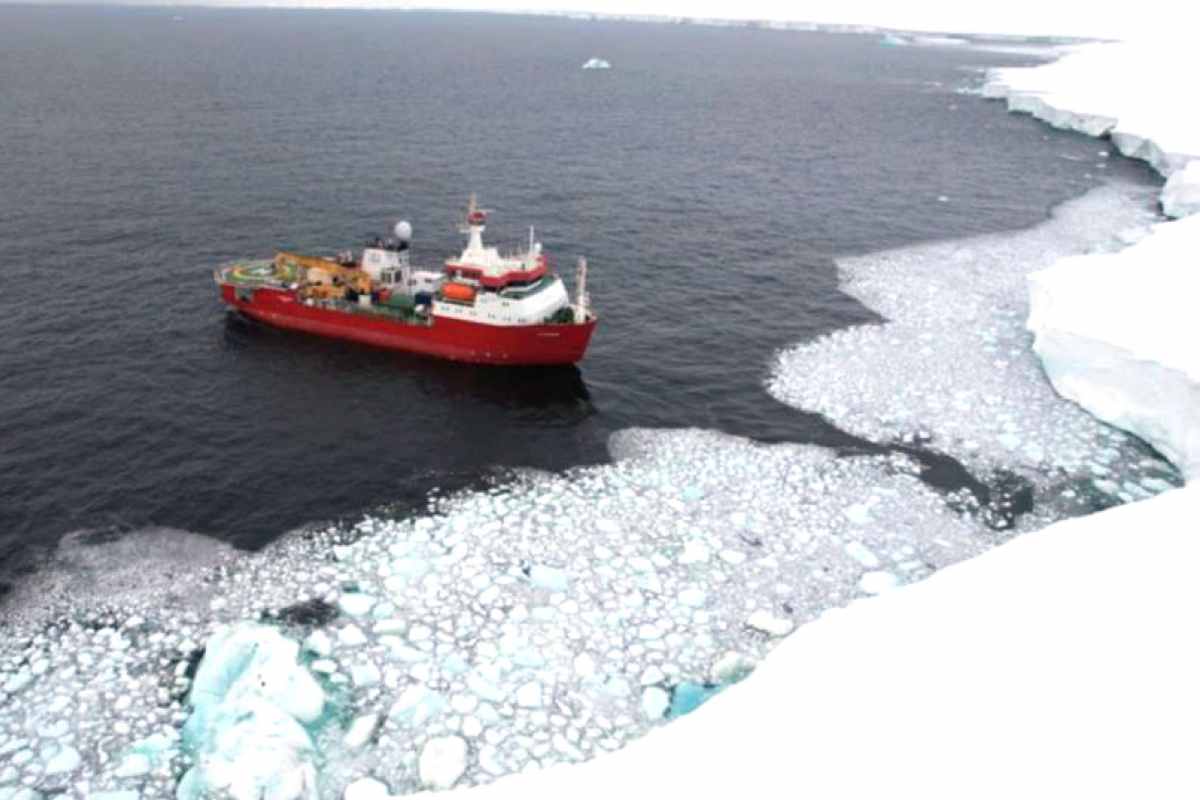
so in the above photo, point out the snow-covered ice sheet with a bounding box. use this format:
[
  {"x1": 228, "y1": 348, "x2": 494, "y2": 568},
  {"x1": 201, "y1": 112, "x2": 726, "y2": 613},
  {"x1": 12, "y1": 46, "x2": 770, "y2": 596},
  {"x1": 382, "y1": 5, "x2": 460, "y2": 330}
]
[
  {"x1": 768, "y1": 181, "x2": 1178, "y2": 506},
  {"x1": 444, "y1": 483, "x2": 1200, "y2": 800},
  {"x1": 1029, "y1": 213, "x2": 1200, "y2": 480},
  {"x1": 983, "y1": 41, "x2": 1200, "y2": 215}
]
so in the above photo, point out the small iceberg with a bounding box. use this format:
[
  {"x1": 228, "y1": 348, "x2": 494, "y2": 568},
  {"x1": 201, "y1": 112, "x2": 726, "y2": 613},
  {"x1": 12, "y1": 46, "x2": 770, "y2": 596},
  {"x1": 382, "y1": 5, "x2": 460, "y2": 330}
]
[{"x1": 582, "y1": 57, "x2": 612, "y2": 70}]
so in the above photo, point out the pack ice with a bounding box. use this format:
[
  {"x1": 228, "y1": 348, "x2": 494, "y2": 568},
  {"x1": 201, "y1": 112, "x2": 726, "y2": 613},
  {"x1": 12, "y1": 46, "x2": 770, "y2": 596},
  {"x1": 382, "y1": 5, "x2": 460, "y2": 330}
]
[
  {"x1": 768, "y1": 181, "x2": 1178, "y2": 510},
  {"x1": 0, "y1": 428, "x2": 1027, "y2": 800},
  {"x1": 437, "y1": 482, "x2": 1200, "y2": 800}
]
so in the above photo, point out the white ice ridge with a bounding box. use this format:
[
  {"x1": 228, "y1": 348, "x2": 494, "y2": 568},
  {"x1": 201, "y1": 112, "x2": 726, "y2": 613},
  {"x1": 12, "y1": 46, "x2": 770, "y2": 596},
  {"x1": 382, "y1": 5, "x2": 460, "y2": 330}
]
[
  {"x1": 1029, "y1": 213, "x2": 1200, "y2": 480},
  {"x1": 982, "y1": 41, "x2": 1200, "y2": 218},
  {"x1": 447, "y1": 483, "x2": 1200, "y2": 800},
  {"x1": 768, "y1": 181, "x2": 1177, "y2": 504}
]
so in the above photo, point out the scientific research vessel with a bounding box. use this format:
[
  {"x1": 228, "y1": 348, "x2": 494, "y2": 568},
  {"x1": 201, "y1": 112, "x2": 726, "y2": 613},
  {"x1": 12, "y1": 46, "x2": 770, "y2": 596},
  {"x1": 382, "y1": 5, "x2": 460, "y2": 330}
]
[{"x1": 214, "y1": 196, "x2": 597, "y2": 365}]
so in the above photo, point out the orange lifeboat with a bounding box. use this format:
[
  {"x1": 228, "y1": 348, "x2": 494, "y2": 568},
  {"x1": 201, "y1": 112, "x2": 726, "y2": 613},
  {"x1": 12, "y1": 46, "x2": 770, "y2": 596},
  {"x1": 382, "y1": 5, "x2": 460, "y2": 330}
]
[{"x1": 441, "y1": 282, "x2": 476, "y2": 303}]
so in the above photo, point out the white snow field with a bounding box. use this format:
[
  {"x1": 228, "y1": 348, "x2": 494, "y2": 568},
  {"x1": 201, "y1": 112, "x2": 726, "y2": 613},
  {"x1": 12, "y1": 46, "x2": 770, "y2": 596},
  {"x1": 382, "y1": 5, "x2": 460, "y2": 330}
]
[
  {"x1": 983, "y1": 41, "x2": 1200, "y2": 215},
  {"x1": 4, "y1": 32, "x2": 1199, "y2": 800}
]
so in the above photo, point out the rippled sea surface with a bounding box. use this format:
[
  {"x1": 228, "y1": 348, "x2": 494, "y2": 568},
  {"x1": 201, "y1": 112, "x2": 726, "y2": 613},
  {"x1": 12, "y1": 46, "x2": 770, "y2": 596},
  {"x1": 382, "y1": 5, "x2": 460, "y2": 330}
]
[{"x1": 0, "y1": 8, "x2": 1159, "y2": 567}]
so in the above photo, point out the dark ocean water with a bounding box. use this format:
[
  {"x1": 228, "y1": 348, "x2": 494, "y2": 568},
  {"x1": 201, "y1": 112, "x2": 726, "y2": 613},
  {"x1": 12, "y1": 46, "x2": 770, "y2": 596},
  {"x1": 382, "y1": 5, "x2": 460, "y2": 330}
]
[{"x1": 0, "y1": 8, "x2": 1159, "y2": 570}]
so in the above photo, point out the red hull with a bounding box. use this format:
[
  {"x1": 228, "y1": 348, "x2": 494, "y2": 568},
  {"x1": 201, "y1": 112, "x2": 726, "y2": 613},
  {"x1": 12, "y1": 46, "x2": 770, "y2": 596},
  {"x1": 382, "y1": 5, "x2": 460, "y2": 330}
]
[{"x1": 219, "y1": 284, "x2": 596, "y2": 366}]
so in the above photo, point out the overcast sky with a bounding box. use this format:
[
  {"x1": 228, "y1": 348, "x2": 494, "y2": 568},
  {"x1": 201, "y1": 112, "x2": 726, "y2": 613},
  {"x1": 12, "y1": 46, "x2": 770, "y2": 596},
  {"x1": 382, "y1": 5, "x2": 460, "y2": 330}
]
[{"x1": 10, "y1": 0, "x2": 1188, "y2": 41}]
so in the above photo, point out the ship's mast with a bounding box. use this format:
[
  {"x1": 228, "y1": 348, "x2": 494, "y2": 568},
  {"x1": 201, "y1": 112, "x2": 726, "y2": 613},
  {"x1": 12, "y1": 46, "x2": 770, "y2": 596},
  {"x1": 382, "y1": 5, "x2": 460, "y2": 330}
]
[
  {"x1": 575, "y1": 257, "x2": 589, "y2": 323},
  {"x1": 461, "y1": 193, "x2": 487, "y2": 255}
]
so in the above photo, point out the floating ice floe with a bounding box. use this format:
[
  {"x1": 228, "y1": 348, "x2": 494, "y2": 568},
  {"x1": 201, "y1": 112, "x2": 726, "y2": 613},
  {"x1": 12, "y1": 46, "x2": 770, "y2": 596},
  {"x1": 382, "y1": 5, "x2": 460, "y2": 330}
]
[
  {"x1": 419, "y1": 736, "x2": 468, "y2": 790},
  {"x1": 178, "y1": 624, "x2": 325, "y2": 800}
]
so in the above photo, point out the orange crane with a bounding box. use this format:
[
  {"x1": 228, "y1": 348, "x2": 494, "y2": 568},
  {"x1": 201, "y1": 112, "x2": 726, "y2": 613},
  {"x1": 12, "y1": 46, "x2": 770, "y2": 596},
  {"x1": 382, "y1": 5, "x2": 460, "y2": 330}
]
[{"x1": 274, "y1": 251, "x2": 372, "y2": 298}]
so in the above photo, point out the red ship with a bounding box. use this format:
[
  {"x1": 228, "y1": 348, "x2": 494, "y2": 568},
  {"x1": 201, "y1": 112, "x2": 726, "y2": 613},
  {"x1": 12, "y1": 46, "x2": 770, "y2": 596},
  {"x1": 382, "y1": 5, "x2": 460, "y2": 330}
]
[{"x1": 215, "y1": 196, "x2": 597, "y2": 365}]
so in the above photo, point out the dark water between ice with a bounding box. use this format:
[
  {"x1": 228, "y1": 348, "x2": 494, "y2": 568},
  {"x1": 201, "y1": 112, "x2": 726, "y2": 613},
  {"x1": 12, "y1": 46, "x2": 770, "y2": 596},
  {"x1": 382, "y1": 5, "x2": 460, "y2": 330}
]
[{"x1": 0, "y1": 7, "x2": 1160, "y2": 572}]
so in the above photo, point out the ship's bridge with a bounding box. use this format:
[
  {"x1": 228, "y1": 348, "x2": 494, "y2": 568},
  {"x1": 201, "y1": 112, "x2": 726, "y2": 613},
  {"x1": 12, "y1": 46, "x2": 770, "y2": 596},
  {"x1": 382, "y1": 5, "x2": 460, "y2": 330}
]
[{"x1": 446, "y1": 215, "x2": 548, "y2": 288}]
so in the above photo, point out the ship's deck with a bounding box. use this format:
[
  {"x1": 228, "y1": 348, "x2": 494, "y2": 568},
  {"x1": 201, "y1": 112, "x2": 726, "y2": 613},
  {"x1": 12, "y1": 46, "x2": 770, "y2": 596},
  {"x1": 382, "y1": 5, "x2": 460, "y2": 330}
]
[
  {"x1": 313, "y1": 297, "x2": 432, "y2": 325},
  {"x1": 219, "y1": 259, "x2": 300, "y2": 288}
]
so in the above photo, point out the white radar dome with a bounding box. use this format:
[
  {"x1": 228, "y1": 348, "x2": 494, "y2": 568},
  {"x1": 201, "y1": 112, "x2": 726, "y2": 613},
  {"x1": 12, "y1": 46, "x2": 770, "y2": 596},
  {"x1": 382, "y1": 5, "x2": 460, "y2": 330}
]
[{"x1": 394, "y1": 220, "x2": 413, "y2": 241}]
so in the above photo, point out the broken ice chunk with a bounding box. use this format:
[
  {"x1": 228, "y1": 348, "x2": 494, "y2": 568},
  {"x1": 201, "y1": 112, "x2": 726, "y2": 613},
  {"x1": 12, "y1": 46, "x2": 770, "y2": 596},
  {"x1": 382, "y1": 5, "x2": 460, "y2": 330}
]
[
  {"x1": 516, "y1": 681, "x2": 543, "y2": 708},
  {"x1": 337, "y1": 593, "x2": 375, "y2": 617},
  {"x1": 178, "y1": 624, "x2": 325, "y2": 800},
  {"x1": 843, "y1": 503, "x2": 873, "y2": 524},
  {"x1": 859, "y1": 571, "x2": 901, "y2": 594},
  {"x1": 350, "y1": 662, "x2": 381, "y2": 688},
  {"x1": 844, "y1": 541, "x2": 881, "y2": 569},
  {"x1": 709, "y1": 651, "x2": 756, "y2": 684},
  {"x1": 419, "y1": 736, "x2": 468, "y2": 790},
  {"x1": 678, "y1": 540, "x2": 711, "y2": 564},
  {"x1": 389, "y1": 685, "x2": 448, "y2": 727},
  {"x1": 528, "y1": 565, "x2": 570, "y2": 592},
  {"x1": 640, "y1": 687, "x2": 670, "y2": 719},
  {"x1": 338, "y1": 625, "x2": 368, "y2": 649},
  {"x1": 745, "y1": 611, "x2": 795, "y2": 637},
  {"x1": 303, "y1": 630, "x2": 333, "y2": 657},
  {"x1": 343, "y1": 713, "x2": 380, "y2": 749},
  {"x1": 43, "y1": 744, "x2": 81, "y2": 774}
]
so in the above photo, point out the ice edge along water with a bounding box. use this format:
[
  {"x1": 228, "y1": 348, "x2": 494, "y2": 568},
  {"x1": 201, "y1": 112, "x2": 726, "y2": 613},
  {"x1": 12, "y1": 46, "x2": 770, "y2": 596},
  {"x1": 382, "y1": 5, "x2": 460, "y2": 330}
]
[
  {"x1": 2, "y1": 35, "x2": 1199, "y2": 800},
  {"x1": 451, "y1": 38, "x2": 1200, "y2": 800},
  {"x1": 984, "y1": 40, "x2": 1200, "y2": 480}
]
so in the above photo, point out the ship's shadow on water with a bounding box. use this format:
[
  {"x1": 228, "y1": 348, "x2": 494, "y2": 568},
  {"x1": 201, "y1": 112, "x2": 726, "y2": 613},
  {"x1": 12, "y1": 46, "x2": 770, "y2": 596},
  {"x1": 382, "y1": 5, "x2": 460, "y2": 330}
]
[
  {"x1": 224, "y1": 311, "x2": 1029, "y2": 531},
  {"x1": 223, "y1": 312, "x2": 596, "y2": 426}
]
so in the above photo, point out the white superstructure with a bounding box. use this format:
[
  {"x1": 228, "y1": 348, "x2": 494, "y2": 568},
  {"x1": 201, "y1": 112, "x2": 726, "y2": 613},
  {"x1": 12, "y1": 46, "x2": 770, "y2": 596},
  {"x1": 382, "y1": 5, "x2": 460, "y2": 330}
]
[
  {"x1": 361, "y1": 196, "x2": 584, "y2": 328},
  {"x1": 432, "y1": 277, "x2": 572, "y2": 326}
]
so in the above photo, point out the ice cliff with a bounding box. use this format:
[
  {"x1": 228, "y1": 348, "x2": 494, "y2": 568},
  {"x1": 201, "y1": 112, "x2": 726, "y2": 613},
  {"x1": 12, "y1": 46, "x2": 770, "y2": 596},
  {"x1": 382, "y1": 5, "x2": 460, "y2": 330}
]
[
  {"x1": 985, "y1": 40, "x2": 1200, "y2": 479},
  {"x1": 1029, "y1": 215, "x2": 1200, "y2": 479},
  {"x1": 984, "y1": 41, "x2": 1200, "y2": 204}
]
